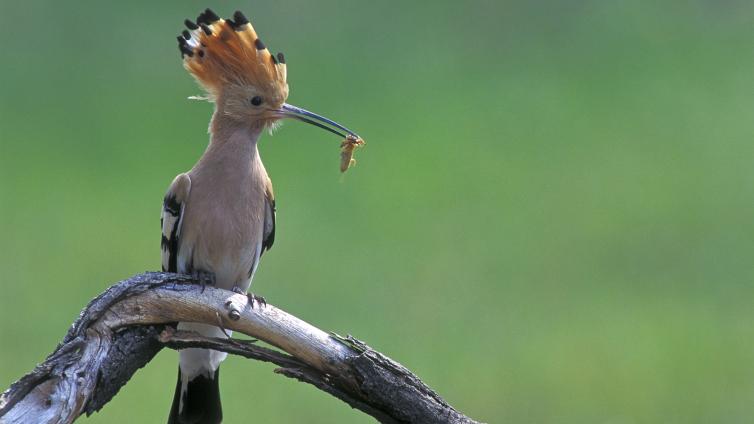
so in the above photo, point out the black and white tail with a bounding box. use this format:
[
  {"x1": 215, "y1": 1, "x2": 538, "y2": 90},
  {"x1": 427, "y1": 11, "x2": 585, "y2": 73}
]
[{"x1": 168, "y1": 367, "x2": 222, "y2": 424}]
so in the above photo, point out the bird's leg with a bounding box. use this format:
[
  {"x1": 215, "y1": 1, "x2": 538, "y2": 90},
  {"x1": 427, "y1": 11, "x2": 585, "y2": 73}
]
[{"x1": 191, "y1": 269, "x2": 216, "y2": 293}]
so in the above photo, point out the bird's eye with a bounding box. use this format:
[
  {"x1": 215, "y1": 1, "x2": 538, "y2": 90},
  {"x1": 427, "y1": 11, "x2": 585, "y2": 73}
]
[{"x1": 250, "y1": 96, "x2": 263, "y2": 106}]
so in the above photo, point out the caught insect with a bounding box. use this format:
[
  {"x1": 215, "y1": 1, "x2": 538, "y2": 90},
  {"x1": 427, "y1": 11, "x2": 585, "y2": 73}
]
[{"x1": 340, "y1": 134, "x2": 365, "y2": 173}]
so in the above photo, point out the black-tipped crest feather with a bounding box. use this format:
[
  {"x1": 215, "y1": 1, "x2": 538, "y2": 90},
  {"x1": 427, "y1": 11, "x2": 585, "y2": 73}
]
[{"x1": 233, "y1": 11, "x2": 249, "y2": 26}]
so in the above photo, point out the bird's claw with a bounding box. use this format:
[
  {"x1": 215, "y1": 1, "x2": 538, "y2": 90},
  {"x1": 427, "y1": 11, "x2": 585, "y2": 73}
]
[
  {"x1": 191, "y1": 270, "x2": 216, "y2": 293},
  {"x1": 246, "y1": 292, "x2": 267, "y2": 309},
  {"x1": 229, "y1": 286, "x2": 265, "y2": 309}
]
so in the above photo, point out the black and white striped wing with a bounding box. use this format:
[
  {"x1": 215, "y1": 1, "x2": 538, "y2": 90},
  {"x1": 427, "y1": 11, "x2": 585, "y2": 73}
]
[
  {"x1": 261, "y1": 178, "x2": 276, "y2": 257},
  {"x1": 161, "y1": 173, "x2": 191, "y2": 272}
]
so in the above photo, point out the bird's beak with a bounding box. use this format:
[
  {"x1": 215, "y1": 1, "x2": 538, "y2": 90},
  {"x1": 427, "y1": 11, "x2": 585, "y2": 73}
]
[{"x1": 276, "y1": 103, "x2": 359, "y2": 139}]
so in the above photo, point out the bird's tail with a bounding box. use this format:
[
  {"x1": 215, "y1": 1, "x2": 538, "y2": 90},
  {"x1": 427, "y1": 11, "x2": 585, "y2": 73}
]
[{"x1": 168, "y1": 366, "x2": 222, "y2": 424}]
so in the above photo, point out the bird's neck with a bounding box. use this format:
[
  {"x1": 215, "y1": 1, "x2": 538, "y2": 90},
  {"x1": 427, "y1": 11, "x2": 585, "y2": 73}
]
[{"x1": 195, "y1": 112, "x2": 264, "y2": 172}]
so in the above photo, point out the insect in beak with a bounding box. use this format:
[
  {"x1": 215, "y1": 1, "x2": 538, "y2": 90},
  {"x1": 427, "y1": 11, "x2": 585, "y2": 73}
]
[{"x1": 276, "y1": 103, "x2": 365, "y2": 173}]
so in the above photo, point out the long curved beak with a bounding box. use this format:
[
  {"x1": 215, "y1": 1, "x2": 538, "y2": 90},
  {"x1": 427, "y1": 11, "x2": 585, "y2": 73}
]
[{"x1": 277, "y1": 103, "x2": 359, "y2": 139}]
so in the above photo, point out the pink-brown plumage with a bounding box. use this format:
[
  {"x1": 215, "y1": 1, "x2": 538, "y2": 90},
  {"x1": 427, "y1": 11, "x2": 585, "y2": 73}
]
[{"x1": 166, "y1": 9, "x2": 361, "y2": 423}]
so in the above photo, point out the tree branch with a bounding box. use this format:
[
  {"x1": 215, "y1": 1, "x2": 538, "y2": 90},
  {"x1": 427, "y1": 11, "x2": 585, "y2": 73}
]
[{"x1": 0, "y1": 272, "x2": 479, "y2": 424}]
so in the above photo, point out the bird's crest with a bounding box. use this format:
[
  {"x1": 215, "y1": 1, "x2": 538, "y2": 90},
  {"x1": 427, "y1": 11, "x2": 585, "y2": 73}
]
[{"x1": 177, "y1": 9, "x2": 288, "y2": 102}]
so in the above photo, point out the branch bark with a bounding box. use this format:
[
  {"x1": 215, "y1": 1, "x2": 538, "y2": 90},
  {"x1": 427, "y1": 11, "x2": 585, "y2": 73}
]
[{"x1": 0, "y1": 272, "x2": 479, "y2": 424}]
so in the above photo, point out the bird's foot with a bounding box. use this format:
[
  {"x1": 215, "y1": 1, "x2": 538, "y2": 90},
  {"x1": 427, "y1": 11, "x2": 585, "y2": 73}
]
[
  {"x1": 192, "y1": 270, "x2": 216, "y2": 293},
  {"x1": 247, "y1": 292, "x2": 267, "y2": 309},
  {"x1": 230, "y1": 286, "x2": 265, "y2": 308}
]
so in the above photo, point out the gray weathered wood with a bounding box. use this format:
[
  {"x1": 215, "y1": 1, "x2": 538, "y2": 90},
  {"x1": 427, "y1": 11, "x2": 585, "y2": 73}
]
[{"x1": 0, "y1": 272, "x2": 479, "y2": 424}]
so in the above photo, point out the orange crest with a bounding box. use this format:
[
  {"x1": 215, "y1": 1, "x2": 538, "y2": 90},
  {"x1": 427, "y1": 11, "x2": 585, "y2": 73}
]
[{"x1": 177, "y1": 9, "x2": 288, "y2": 103}]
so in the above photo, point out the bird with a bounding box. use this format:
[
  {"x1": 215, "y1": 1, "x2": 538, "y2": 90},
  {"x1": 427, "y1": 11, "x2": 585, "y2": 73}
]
[{"x1": 163, "y1": 8, "x2": 362, "y2": 423}]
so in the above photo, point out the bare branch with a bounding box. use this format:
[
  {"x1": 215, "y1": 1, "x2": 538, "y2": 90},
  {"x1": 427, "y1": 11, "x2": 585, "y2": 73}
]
[{"x1": 0, "y1": 272, "x2": 479, "y2": 424}]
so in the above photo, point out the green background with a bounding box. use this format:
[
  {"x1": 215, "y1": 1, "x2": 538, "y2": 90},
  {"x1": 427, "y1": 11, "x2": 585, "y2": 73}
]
[{"x1": 1, "y1": 1, "x2": 753, "y2": 422}]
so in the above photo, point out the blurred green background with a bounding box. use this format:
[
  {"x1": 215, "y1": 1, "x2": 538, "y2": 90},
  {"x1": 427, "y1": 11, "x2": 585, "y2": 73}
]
[{"x1": 1, "y1": 0, "x2": 753, "y2": 422}]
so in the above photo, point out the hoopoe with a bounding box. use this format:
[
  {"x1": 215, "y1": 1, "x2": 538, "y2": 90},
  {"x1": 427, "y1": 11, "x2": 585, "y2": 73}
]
[{"x1": 163, "y1": 9, "x2": 362, "y2": 424}]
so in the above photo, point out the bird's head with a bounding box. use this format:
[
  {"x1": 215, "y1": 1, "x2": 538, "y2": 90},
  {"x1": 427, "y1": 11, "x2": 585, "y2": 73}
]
[{"x1": 178, "y1": 9, "x2": 359, "y2": 140}]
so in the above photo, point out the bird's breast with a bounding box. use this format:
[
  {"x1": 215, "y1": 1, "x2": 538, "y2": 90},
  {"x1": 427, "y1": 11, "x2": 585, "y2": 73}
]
[{"x1": 177, "y1": 170, "x2": 268, "y2": 290}]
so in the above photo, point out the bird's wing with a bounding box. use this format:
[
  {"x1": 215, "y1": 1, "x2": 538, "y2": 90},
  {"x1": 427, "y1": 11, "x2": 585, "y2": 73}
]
[
  {"x1": 261, "y1": 177, "x2": 276, "y2": 256},
  {"x1": 161, "y1": 173, "x2": 192, "y2": 272}
]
